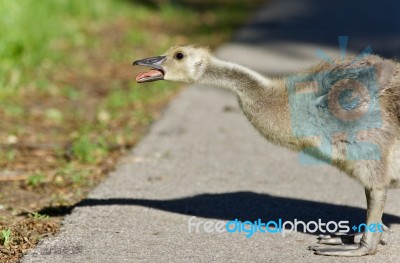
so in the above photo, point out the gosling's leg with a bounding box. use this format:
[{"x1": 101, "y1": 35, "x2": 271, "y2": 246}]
[{"x1": 311, "y1": 187, "x2": 387, "y2": 256}]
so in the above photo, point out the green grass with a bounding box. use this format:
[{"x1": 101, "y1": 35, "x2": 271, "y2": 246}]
[
  {"x1": 1, "y1": 229, "x2": 12, "y2": 248},
  {"x1": 72, "y1": 133, "x2": 107, "y2": 164},
  {"x1": 0, "y1": 149, "x2": 17, "y2": 164},
  {"x1": 28, "y1": 212, "x2": 49, "y2": 220},
  {"x1": 0, "y1": 1, "x2": 101, "y2": 91},
  {"x1": 0, "y1": 0, "x2": 190, "y2": 95},
  {"x1": 27, "y1": 173, "x2": 46, "y2": 187},
  {"x1": 55, "y1": 164, "x2": 90, "y2": 185},
  {"x1": 0, "y1": 0, "x2": 262, "y2": 93}
]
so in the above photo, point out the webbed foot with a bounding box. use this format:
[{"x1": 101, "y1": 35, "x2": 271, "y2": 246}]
[
  {"x1": 309, "y1": 226, "x2": 390, "y2": 257},
  {"x1": 317, "y1": 231, "x2": 387, "y2": 246},
  {"x1": 309, "y1": 241, "x2": 376, "y2": 256}
]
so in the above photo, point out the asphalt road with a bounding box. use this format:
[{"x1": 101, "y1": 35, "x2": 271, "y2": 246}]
[{"x1": 22, "y1": 0, "x2": 400, "y2": 262}]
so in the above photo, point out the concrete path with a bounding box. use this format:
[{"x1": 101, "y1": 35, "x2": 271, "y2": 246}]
[{"x1": 22, "y1": 0, "x2": 400, "y2": 262}]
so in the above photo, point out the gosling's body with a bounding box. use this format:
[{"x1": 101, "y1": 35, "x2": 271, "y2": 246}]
[
  {"x1": 133, "y1": 45, "x2": 400, "y2": 256},
  {"x1": 201, "y1": 55, "x2": 400, "y2": 190}
]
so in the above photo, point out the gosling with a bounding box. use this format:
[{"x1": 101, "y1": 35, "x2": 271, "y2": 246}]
[{"x1": 133, "y1": 45, "x2": 400, "y2": 257}]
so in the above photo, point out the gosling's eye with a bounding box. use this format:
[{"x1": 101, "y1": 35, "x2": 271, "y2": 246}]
[{"x1": 174, "y1": 52, "x2": 184, "y2": 60}]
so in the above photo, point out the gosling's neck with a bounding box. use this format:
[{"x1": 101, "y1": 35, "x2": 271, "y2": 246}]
[
  {"x1": 197, "y1": 57, "x2": 301, "y2": 150},
  {"x1": 198, "y1": 57, "x2": 271, "y2": 93}
]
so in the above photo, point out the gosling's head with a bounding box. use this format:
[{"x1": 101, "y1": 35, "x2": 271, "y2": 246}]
[{"x1": 133, "y1": 45, "x2": 211, "y2": 84}]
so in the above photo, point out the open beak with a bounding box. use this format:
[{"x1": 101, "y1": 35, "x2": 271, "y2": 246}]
[{"x1": 132, "y1": 55, "x2": 166, "y2": 83}]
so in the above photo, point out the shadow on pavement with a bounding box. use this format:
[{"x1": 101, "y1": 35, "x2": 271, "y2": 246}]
[{"x1": 39, "y1": 191, "x2": 400, "y2": 235}]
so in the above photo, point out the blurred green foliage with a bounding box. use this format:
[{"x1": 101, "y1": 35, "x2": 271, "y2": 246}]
[
  {"x1": 0, "y1": 1, "x2": 109, "y2": 92},
  {"x1": 27, "y1": 172, "x2": 46, "y2": 187}
]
